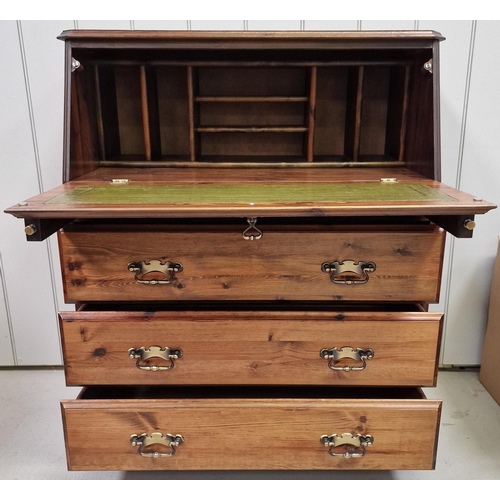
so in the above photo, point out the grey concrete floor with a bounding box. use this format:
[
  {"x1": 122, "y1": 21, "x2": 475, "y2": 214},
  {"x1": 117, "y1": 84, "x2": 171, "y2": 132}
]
[{"x1": 0, "y1": 368, "x2": 499, "y2": 480}]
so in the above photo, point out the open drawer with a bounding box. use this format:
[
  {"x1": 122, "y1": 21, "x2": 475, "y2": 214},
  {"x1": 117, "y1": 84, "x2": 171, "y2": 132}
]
[
  {"x1": 61, "y1": 385, "x2": 441, "y2": 471},
  {"x1": 57, "y1": 220, "x2": 445, "y2": 303},
  {"x1": 60, "y1": 303, "x2": 442, "y2": 387}
]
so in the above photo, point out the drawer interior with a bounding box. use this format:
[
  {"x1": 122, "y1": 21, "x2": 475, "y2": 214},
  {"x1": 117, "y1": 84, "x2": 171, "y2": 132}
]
[
  {"x1": 63, "y1": 216, "x2": 435, "y2": 231},
  {"x1": 78, "y1": 385, "x2": 426, "y2": 401},
  {"x1": 77, "y1": 302, "x2": 427, "y2": 313}
]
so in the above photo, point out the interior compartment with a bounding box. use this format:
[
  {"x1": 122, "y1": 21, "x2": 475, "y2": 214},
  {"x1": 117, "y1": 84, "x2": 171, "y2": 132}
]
[
  {"x1": 93, "y1": 63, "x2": 409, "y2": 163},
  {"x1": 157, "y1": 67, "x2": 190, "y2": 160},
  {"x1": 197, "y1": 67, "x2": 307, "y2": 97},
  {"x1": 314, "y1": 67, "x2": 349, "y2": 160},
  {"x1": 68, "y1": 42, "x2": 434, "y2": 175}
]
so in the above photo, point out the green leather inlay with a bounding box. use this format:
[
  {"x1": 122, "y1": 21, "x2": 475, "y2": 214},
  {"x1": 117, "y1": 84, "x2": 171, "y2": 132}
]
[{"x1": 46, "y1": 183, "x2": 454, "y2": 205}]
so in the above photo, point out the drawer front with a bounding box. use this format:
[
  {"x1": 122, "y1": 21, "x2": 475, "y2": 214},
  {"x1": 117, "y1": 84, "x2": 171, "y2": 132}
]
[
  {"x1": 58, "y1": 223, "x2": 445, "y2": 302},
  {"x1": 60, "y1": 308, "x2": 442, "y2": 387},
  {"x1": 61, "y1": 387, "x2": 441, "y2": 471}
]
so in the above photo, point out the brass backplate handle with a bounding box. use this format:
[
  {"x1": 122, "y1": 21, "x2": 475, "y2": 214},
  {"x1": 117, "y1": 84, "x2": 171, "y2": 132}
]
[
  {"x1": 130, "y1": 432, "x2": 184, "y2": 458},
  {"x1": 321, "y1": 260, "x2": 376, "y2": 284},
  {"x1": 320, "y1": 433, "x2": 374, "y2": 458},
  {"x1": 320, "y1": 347, "x2": 374, "y2": 372},
  {"x1": 129, "y1": 346, "x2": 183, "y2": 371},
  {"x1": 128, "y1": 260, "x2": 183, "y2": 285}
]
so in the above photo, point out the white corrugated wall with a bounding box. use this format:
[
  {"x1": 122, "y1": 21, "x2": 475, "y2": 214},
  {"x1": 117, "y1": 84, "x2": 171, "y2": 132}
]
[{"x1": 0, "y1": 20, "x2": 498, "y2": 366}]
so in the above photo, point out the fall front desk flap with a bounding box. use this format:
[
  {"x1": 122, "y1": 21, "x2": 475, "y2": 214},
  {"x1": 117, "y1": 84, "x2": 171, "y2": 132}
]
[{"x1": 4, "y1": 171, "x2": 496, "y2": 241}]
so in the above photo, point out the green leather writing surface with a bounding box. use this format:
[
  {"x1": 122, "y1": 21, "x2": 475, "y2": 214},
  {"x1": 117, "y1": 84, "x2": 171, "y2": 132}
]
[{"x1": 46, "y1": 183, "x2": 454, "y2": 205}]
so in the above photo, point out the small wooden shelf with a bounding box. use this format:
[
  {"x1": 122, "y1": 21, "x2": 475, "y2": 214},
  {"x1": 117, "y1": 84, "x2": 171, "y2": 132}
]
[
  {"x1": 195, "y1": 96, "x2": 309, "y2": 103},
  {"x1": 196, "y1": 126, "x2": 309, "y2": 133}
]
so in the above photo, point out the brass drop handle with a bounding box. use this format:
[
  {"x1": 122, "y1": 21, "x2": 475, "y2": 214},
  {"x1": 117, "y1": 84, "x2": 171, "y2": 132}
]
[
  {"x1": 242, "y1": 217, "x2": 263, "y2": 240},
  {"x1": 321, "y1": 260, "x2": 376, "y2": 284},
  {"x1": 128, "y1": 259, "x2": 183, "y2": 285},
  {"x1": 129, "y1": 346, "x2": 183, "y2": 371},
  {"x1": 320, "y1": 347, "x2": 374, "y2": 371},
  {"x1": 320, "y1": 433, "x2": 373, "y2": 458},
  {"x1": 130, "y1": 433, "x2": 184, "y2": 458}
]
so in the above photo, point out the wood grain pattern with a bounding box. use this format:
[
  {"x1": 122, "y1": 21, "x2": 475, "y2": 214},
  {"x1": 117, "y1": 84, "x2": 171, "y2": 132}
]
[
  {"x1": 57, "y1": 223, "x2": 445, "y2": 303},
  {"x1": 139, "y1": 66, "x2": 151, "y2": 161},
  {"x1": 155, "y1": 66, "x2": 189, "y2": 159},
  {"x1": 114, "y1": 66, "x2": 144, "y2": 157},
  {"x1": 68, "y1": 67, "x2": 100, "y2": 179},
  {"x1": 404, "y1": 51, "x2": 439, "y2": 180},
  {"x1": 94, "y1": 66, "x2": 120, "y2": 162},
  {"x1": 306, "y1": 66, "x2": 317, "y2": 162},
  {"x1": 59, "y1": 308, "x2": 443, "y2": 386},
  {"x1": 61, "y1": 387, "x2": 441, "y2": 470},
  {"x1": 187, "y1": 66, "x2": 197, "y2": 162}
]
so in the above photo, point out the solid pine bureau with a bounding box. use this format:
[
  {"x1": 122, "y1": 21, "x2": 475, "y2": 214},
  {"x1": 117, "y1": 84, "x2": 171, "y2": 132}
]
[{"x1": 5, "y1": 30, "x2": 496, "y2": 471}]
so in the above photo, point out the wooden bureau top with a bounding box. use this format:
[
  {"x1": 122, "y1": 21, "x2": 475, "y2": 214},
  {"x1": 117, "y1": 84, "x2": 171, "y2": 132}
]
[{"x1": 58, "y1": 30, "x2": 445, "y2": 48}]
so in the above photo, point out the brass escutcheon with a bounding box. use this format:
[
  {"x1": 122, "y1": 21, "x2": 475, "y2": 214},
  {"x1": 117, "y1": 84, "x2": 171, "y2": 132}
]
[
  {"x1": 130, "y1": 432, "x2": 184, "y2": 458},
  {"x1": 320, "y1": 433, "x2": 373, "y2": 458}
]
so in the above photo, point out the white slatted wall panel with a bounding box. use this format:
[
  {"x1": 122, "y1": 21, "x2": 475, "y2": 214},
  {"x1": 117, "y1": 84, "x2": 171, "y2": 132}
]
[
  {"x1": 0, "y1": 21, "x2": 67, "y2": 365},
  {"x1": 419, "y1": 20, "x2": 478, "y2": 364},
  {"x1": 0, "y1": 253, "x2": 15, "y2": 365},
  {"x1": 441, "y1": 21, "x2": 500, "y2": 364},
  {"x1": 0, "y1": 20, "x2": 498, "y2": 366},
  {"x1": 304, "y1": 21, "x2": 359, "y2": 30}
]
